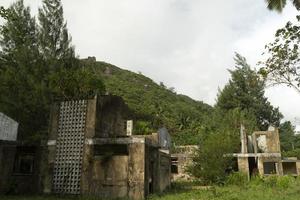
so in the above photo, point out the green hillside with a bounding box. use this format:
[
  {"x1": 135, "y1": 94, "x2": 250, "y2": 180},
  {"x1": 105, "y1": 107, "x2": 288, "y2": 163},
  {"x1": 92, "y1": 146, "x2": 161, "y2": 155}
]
[{"x1": 82, "y1": 58, "x2": 213, "y2": 145}]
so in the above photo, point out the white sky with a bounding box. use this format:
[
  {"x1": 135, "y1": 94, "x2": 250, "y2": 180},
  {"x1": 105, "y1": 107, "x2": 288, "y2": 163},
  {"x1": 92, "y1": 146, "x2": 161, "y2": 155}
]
[{"x1": 1, "y1": 0, "x2": 300, "y2": 124}]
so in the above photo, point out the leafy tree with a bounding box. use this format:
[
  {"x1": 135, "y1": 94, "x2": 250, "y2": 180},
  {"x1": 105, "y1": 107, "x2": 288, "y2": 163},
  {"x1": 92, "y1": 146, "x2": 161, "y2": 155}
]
[
  {"x1": 0, "y1": 0, "x2": 104, "y2": 141},
  {"x1": 265, "y1": 0, "x2": 300, "y2": 12},
  {"x1": 0, "y1": 6, "x2": 10, "y2": 19},
  {"x1": 260, "y1": 16, "x2": 300, "y2": 94},
  {"x1": 188, "y1": 109, "x2": 257, "y2": 184},
  {"x1": 217, "y1": 53, "x2": 283, "y2": 130},
  {"x1": 38, "y1": 0, "x2": 75, "y2": 69},
  {"x1": 279, "y1": 121, "x2": 296, "y2": 151},
  {"x1": 0, "y1": 0, "x2": 48, "y2": 141}
]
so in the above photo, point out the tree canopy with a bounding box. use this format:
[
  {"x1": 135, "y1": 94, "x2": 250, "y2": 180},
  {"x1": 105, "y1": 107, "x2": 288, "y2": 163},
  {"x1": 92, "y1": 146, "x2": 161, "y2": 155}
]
[
  {"x1": 216, "y1": 53, "x2": 283, "y2": 130},
  {"x1": 265, "y1": 0, "x2": 300, "y2": 12},
  {"x1": 0, "y1": 0, "x2": 104, "y2": 142},
  {"x1": 260, "y1": 15, "x2": 300, "y2": 94}
]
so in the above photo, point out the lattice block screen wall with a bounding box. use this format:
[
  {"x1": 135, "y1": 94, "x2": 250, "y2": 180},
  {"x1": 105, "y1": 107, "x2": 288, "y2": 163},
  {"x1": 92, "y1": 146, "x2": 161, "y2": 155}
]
[{"x1": 53, "y1": 100, "x2": 87, "y2": 194}]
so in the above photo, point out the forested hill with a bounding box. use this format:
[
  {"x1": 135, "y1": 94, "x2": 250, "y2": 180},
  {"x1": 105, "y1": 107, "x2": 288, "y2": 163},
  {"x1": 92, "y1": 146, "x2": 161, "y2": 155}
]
[{"x1": 81, "y1": 58, "x2": 212, "y2": 144}]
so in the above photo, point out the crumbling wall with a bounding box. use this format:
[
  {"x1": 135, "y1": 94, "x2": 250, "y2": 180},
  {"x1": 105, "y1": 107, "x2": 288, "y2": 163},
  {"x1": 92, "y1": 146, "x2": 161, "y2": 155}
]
[
  {"x1": 95, "y1": 96, "x2": 129, "y2": 138},
  {"x1": 253, "y1": 130, "x2": 281, "y2": 154},
  {"x1": 171, "y1": 145, "x2": 197, "y2": 181},
  {"x1": 257, "y1": 157, "x2": 283, "y2": 176},
  {"x1": 46, "y1": 95, "x2": 170, "y2": 199}
]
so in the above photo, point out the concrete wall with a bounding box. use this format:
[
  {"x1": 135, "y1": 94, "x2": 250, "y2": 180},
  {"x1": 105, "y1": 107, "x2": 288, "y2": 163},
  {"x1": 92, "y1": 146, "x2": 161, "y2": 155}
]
[
  {"x1": 0, "y1": 142, "x2": 16, "y2": 194},
  {"x1": 253, "y1": 130, "x2": 281, "y2": 154},
  {"x1": 237, "y1": 157, "x2": 249, "y2": 178},
  {"x1": 0, "y1": 143, "x2": 44, "y2": 194},
  {"x1": 171, "y1": 145, "x2": 197, "y2": 181},
  {"x1": 46, "y1": 96, "x2": 170, "y2": 199},
  {"x1": 257, "y1": 157, "x2": 282, "y2": 176},
  {"x1": 81, "y1": 141, "x2": 146, "y2": 200},
  {"x1": 94, "y1": 96, "x2": 129, "y2": 138}
]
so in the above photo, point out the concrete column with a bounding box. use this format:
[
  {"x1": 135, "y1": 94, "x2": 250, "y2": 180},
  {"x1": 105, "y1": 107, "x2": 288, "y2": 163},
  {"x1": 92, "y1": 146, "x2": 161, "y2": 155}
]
[
  {"x1": 296, "y1": 162, "x2": 300, "y2": 175},
  {"x1": 81, "y1": 97, "x2": 97, "y2": 194},
  {"x1": 240, "y1": 125, "x2": 248, "y2": 153},
  {"x1": 43, "y1": 103, "x2": 60, "y2": 193},
  {"x1": 238, "y1": 157, "x2": 250, "y2": 179},
  {"x1": 128, "y1": 142, "x2": 145, "y2": 200},
  {"x1": 257, "y1": 157, "x2": 264, "y2": 176}
]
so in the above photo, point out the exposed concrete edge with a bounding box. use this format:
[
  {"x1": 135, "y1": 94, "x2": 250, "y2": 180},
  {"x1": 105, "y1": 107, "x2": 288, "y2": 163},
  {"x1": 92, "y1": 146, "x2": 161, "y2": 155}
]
[
  {"x1": 47, "y1": 140, "x2": 56, "y2": 146},
  {"x1": 86, "y1": 137, "x2": 146, "y2": 145},
  {"x1": 230, "y1": 153, "x2": 282, "y2": 158}
]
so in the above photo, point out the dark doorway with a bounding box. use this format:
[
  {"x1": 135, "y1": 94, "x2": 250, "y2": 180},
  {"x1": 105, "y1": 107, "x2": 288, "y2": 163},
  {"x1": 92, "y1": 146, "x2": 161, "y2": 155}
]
[
  {"x1": 248, "y1": 157, "x2": 258, "y2": 177},
  {"x1": 171, "y1": 157, "x2": 178, "y2": 174},
  {"x1": 149, "y1": 161, "x2": 154, "y2": 194}
]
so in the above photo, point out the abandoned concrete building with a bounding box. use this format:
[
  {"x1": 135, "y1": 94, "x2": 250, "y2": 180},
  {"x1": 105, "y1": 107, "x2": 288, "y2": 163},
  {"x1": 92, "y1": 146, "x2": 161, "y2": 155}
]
[
  {"x1": 233, "y1": 126, "x2": 300, "y2": 178},
  {"x1": 0, "y1": 95, "x2": 171, "y2": 199},
  {"x1": 0, "y1": 113, "x2": 43, "y2": 194},
  {"x1": 171, "y1": 145, "x2": 197, "y2": 181}
]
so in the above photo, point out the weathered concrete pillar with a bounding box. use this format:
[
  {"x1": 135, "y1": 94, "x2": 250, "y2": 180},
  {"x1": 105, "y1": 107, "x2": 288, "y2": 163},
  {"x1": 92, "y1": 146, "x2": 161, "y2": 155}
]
[
  {"x1": 257, "y1": 157, "x2": 264, "y2": 176},
  {"x1": 296, "y1": 162, "x2": 300, "y2": 175},
  {"x1": 240, "y1": 125, "x2": 248, "y2": 153},
  {"x1": 128, "y1": 142, "x2": 145, "y2": 200},
  {"x1": 43, "y1": 103, "x2": 60, "y2": 193},
  {"x1": 81, "y1": 97, "x2": 97, "y2": 194},
  {"x1": 276, "y1": 161, "x2": 283, "y2": 175},
  {"x1": 237, "y1": 157, "x2": 250, "y2": 179}
]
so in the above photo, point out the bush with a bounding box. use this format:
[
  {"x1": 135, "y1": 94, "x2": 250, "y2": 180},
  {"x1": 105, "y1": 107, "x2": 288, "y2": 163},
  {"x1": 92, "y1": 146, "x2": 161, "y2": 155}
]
[
  {"x1": 225, "y1": 172, "x2": 248, "y2": 186},
  {"x1": 275, "y1": 176, "x2": 295, "y2": 189},
  {"x1": 263, "y1": 175, "x2": 278, "y2": 187},
  {"x1": 248, "y1": 175, "x2": 264, "y2": 186},
  {"x1": 262, "y1": 175, "x2": 295, "y2": 189}
]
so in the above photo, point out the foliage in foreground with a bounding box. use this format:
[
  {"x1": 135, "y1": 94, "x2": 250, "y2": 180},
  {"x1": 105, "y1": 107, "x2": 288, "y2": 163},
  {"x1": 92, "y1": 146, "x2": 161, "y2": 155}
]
[
  {"x1": 149, "y1": 175, "x2": 300, "y2": 200},
  {"x1": 2, "y1": 176, "x2": 300, "y2": 200}
]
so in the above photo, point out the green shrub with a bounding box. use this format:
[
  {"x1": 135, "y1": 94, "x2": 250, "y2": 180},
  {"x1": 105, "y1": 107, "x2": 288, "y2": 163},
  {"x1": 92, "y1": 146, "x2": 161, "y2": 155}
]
[
  {"x1": 249, "y1": 175, "x2": 264, "y2": 186},
  {"x1": 276, "y1": 175, "x2": 295, "y2": 189},
  {"x1": 225, "y1": 172, "x2": 248, "y2": 186},
  {"x1": 262, "y1": 175, "x2": 295, "y2": 188},
  {"x1": 263, "y1": 175, "x2": 278, "y2": 187}
]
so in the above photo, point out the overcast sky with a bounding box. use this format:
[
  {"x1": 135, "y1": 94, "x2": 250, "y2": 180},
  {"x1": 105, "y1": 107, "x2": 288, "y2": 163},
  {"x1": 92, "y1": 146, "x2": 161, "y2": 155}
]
[{"x1": 2, "y1": 0, "x2": 300, "y2": 125}]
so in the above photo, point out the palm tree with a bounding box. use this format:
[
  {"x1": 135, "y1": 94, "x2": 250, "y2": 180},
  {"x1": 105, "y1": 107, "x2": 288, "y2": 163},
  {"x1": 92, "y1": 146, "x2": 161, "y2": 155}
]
[{"x1": 265, "y1": 0, "x2": 300, "y2": 12}]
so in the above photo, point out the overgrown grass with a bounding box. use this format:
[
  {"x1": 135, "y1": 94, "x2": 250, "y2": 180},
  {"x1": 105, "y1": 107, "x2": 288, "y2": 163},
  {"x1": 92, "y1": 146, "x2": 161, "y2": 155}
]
[
  {"x1": 149, "y1": 174, "x2": 300, "y2": 200},
  {"x1": 2, "y1": 175, "x2": 300, "y2": 200}
]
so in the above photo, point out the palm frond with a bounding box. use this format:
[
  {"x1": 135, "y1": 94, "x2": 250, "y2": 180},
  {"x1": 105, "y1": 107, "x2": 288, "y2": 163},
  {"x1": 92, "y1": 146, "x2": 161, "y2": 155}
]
[
  {"x1": 292, "y1": 0, "x2": 300, "y2": 10},
  {"x1": 265, "y1": 0, "x2": 287, "y2": 12}
]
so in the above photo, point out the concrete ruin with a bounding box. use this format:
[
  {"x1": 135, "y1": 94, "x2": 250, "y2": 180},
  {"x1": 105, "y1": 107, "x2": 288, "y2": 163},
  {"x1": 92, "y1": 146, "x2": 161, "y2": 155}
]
[
  {"x1": 233, "y1": 126, "x2": 300, "y2": 178},
  {"x1": 0, "y1": 96, "x2": 171, "y2": 199},
  {"x1": 44, "y1": 95, "x2": 171, "y2": 199},
  {"x1": 0, "y1": 113, "x2": 43, "y2": 194},
  {"x1": 171, "y1": 145, "x2": 197, "y2": 181}
]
